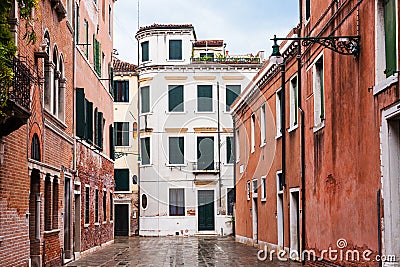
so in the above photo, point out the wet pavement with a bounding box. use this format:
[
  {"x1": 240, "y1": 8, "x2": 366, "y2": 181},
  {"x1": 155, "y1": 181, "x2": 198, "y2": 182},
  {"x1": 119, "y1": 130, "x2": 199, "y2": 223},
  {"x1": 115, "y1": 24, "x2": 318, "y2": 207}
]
[{"x1": 67, "y1": 236, "x2": 302, "y2": 267}]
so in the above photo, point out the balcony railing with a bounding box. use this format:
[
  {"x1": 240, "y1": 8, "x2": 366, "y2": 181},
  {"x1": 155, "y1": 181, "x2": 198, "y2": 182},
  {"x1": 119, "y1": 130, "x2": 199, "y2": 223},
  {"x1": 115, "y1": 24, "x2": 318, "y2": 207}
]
[
  {"x1": 190, "y1": 161, "x2": 220, "y2": 174},
  {"x1": 0, "y1": 57, "x2": 33, "y2": 137},
  {"x1": 191, "y1": 56, "x2": 261, "y2": 64}
]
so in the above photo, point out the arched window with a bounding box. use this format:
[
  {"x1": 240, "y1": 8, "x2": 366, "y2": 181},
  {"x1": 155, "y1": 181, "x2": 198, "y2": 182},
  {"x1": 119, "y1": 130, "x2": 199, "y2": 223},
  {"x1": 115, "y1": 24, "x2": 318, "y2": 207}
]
[
  {"x1": 58, "y1": 54, "x2": 65, "y2": 120},
  {"x1": 141, "y1": 194, "x2": 148, "y2": 209},
  {"x1": 52, "y1": 46, "x2": 59, "y2": 116},
  {"x1": 43, "y1": 32, "x2": 51, "y2": 110},
  {"x1": 31, "y1": 134, "x2": 41, "y2": 161}
]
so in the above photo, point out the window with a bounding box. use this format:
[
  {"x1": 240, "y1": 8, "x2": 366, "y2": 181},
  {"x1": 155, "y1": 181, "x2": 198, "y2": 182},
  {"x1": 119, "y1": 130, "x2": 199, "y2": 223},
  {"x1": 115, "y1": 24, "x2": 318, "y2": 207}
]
[
  {"x1": 140, "y1": 86, "x2": 150, "y2": 113},
  {"x1": 66, "y1": 0, "x2": 72, "y2": 22},
  {"x1": 384, "y1": 0, "x2": 397, "y2": 77},
  {"x1": 108, "y1": 5, "x2": 112, "y2": 37},
  {"x1": 197, "y1": 137, "x2": 214, "y2": 170},
  {"x1": 226, "y1": 85, "x2": 241, "y2": 112},
  {"x1": 260, "y1": 104, "x2": 266, "y2": 144},
  {"x1": 43, "y1": 32, "x2": 51, "y2": 111},
  {"x1": 85, "y1": 99, "x2": 93, "y2": 143},
  {"x1": 290, "y1": 76, "x2": 298, "y2": 128},
  {"x1": 132, "y1": 175, "x2": 138, "y2": 185},
  {"x1": 103, "y1": 190, "x2": 106, "y2": 222},
  {"x1": 313, "y1": 56, "x2": 324, "y2": 126},
  {"x1": 75, "y1": 3, "x2": 79, "y2": 43},
  {"x1": 44, "y1": 175, "x2": 52, "y2": 230},
  {"x1": 85, "y1": 186, "x2": 90, "y2": 224},
  {"x1": 277, "y1": 172, "x2": 284, "y2": 192},
  {"x1": 235, "y1": 130, "x2": 240, "y2": 161},
  {"x1": 169, "y1": 188, "x2": 185, "y2": 216},
  {"x1": 305, "y1": 0, "x2": 311, "y2": 21},
  {"x1": 252, "y1": 179, "x2": 258, "y2": 195},
  {"x1": 197, "y1": 85, "x2": 213, "y2": 112},
  {"x1": 141, "y1": 194, "x2": 148, "y2": 209},
  {"x1": 95, "y1": 189, "x2": 99, "y2": 223},
  {"x1": 251, "y1": 114, "x2": 255, "y2": 153},
  {"x1": 114, "y1": 122, "x2": 129, "y2": 146},
  {"x1": 226, "y1": 136, "x2": 234, "y2": 164},
  {"x1": 200, "y1": 53, "x2": 214, "y2": 60},
  {"x1": 110, "y1": 193, "x2": 113, "y2": 221},
  {"x1": 261, "y1": 176, "x2": 266, "y2": 201},
  {"x1": 169, "y1": 40, "x2": 182, "y2": 60},
  {"x1": 94, "y1": 110, "x2": 103, "y2": 149},
  {"x1": 114, "y1": 169, "x2": 130, "y2": 192},
  {"x1": 246, "y1": 181, "x2": 250, "y2": 200},
  {"x1": 52, "y1": 181, "x2": 59, "y2": 228},
  {"x1": 169, "y1": 137, "x2": 184, "y2": 165},
  {"x1": 84, "y1": 20, "x2": 89, "y2": 58},
  {"x1": 276, "y1": 89, "x2": 282, "y2": 136},
  {"x1": 227, "y1": 188, "x2": 234, "y2": 216},
  {"x1": 109, "y1": 124, "x2": 115, "y2": 160},
  {"x1": 113, "y1": 80, "x2": 129, "y2": 102},
  {"x1": 141, "y1": 41, "x2": 149, "y2": 62},
  {"x1": 140, "y1": 137, "x2": 151, "y2": 165},
  {"x1": 31, "y1": 134, "x2": 41, "y2": 161},
  {"x1": 168, "y1": 85, "x2": 184, "y2": 112},
  {"x1": 57, "y1": 56, "x2": 65, "y2": 121},
  {"x1": 93, "y1": 35, "x2": 101, "y2": 76},
  {"x1": 132, "y1": 122, "x2": 138, "y2": 139}
]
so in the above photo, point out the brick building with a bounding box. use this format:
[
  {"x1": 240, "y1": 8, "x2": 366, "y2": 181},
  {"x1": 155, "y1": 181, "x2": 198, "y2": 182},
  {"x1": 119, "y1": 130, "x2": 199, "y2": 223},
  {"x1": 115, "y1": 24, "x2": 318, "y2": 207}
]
[
  {"x1": 73, "y1": 0, "x2": 116, "y2": 258},
  {"x1": 232, "y1": 0, "x2": 399, "y2": 266},
  {"x1": 112, "y1": 58, "x2": 139, "y2": 236},
  {"x1": 0, "y1": 0, "x2": 74, "y2": 266}
]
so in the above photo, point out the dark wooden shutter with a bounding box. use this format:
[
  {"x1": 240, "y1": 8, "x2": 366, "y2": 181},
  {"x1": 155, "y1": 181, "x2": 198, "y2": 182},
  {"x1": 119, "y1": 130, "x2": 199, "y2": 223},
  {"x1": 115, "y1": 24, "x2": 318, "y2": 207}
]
[
  {"x1": 98, "y1": 112, "x2": 103, "y2": 149},
  {"x1": 76, "y1": 88, "x2": 85, "y2": 138},
  {"x1": 86, "y1": 101, "x2": 93, "y2": 143},
  {"x1": 94, "y1": 108, "x2": 98, "y2": 145},
  {"x1": 384, "y1": 0, "x2": 397, "y2": 77},
  {"x1": 109, "y1": 125, "x2": 115, "y2": 160}
]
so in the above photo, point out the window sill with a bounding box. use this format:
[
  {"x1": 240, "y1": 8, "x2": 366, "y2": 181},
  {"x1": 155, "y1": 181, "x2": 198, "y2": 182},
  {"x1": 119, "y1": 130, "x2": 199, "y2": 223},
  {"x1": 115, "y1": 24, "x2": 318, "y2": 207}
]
[
  {"x1": 313, "y1": 121, "x2": 325, "y2": 133},
  {"x1": 115, "y1": 145, "x2": 130, "y2": 148},
  {"x1": 166, "y1": 164, "x2": 186, "y2": 167},
  {"x1": 94, "y1": 222, "x2": 100, "y2": 226},
  {"x1": 251, "y1": 149, "x2": 255, "y2": 154},
  {"x1": 44, "y1": 109, "x2": 68, "y2": 130},
  {"x1": 140, "y1": 164, "x2": 152, "y2": 167},
  {"x1": 167, "y1": 59, "x2": 184, "y2": 62},
  {"x1": 114, "y1": 101, "x2": 130, "y2": 104},
  {"x1": 166, "y1": 111, "x2": 186, "y2": 114},
  {"x1": 275, "y1": 134, "x2": 282, "y2": 140},
  {"x1": 195, "y1": 111, "x2": 214, "y2": 114},
  {"x1": 84, "y1": 224, "x2": 90, "y2": 228},
  {"x1": 140, "y1": 112, "x2": 153, "y2": 116},
  {"x1": 44, "y1": 229, "x2": 61, "y2": 235},
  {"x1": 260, "y1": 142, "x2": 266, "y2": 148},
  {"x1": 102, "y1": 221, "x2": 107, "y2": 225},
  {"x1": 288, "y1": 124, "x2": 299, "y2": 133},
  {"x1": 261, "y1": 198, "x2": 266, "y2": 202},
  {"x1": 115, "y1": 191, "x2": 131, "y2": 194},
  {"x1": 224, "y1": 163, "x2": 234, "y2": 166},
  {"x1": 373, "y1": 73, "x2": 398, "y2": 95}
]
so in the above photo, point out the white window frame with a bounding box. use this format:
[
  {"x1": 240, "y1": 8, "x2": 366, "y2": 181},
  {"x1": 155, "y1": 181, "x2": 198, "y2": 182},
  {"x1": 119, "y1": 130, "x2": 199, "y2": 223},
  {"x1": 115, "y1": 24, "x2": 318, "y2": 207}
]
[
  {"x1": 168, "y1": 188, "x2": 186, "y2": 216},
  {"x1": 261, "y1": 176, "x2": 267, "y2": 202},
  {"x1": 246, "y1": 181, "x2": 251, "y2": 201},
  {"x1": 260, "y1": 104, "x2": 266, "y2": 146},
  {"x1": 289, "y1": 75, "x2": 299, "y2": 131},
  {"x1": 167, "y1": 84, "x2": 185, "y2": 113},
  {"x1": 140, "y1": 86, "x2": 151, "y2": 115},
  {"x1": 167, "y1": 135, "x2": 186, "y2": 166},
  {"x1": 313, "y1": 52, "x2": 325, "y2": 131},
  {"x1": 252, "y1": 178, "x2": 258, "y2": 198},
  {"x1": 196, "y1": 84, "x2": 214, "y2": 113},
  {"x1": 114, "y1": 121, "x2": 130, "y2": 147},
  {"x1": 236, "y1": 129, "x2": 240, "y2": 162},
  {"x1": 140, "y1": 136, "x2": 152, "y2": 166},
  {"x1": 251, "y1": 114, "x2": 255, "y2": 153},
  {"x1": 167, "y1": 39, "x2": 184, "y2": 62},
  {"x1": 226, "y1": 187, "x2": 234, "y2": 216},
  {"x1": 276, "y1": 88, "x2": 282, "y2": 138},
  {"x1": 225, "y1": 135, "x2": 234, "y2": 165}
]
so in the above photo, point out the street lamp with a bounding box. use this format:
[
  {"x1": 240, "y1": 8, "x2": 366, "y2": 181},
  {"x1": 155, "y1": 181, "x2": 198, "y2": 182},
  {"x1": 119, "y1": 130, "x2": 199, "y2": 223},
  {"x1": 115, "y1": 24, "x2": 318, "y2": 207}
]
[{"x1": 269, "y1": 35, "x2": 284, "y2": 65}]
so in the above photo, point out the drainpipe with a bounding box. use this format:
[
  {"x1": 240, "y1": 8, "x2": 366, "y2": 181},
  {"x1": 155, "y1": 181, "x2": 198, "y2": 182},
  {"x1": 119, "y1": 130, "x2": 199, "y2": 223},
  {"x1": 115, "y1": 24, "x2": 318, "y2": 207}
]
[
  {"x1": 298, "y1": 0, "x2": 307, "y2": 264},
  {"x1": 280, "y1": 62, "x2": 286, "y2": 250},
  {"x1": 136, "y1": 40, "x2": 141, "y2": 235},
  {"x1": 217, "y1": 82, "x2": 222, "y2": 214},
  {"x1": 232, "y1": 117, "x2": 236, "y2": 236}
]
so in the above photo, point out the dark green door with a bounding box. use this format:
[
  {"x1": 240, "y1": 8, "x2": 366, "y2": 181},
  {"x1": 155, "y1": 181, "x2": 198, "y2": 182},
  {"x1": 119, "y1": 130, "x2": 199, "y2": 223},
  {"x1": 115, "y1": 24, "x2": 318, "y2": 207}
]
[
  {"x1": 115, "y1": 204, "x2": 129, "y2": 236},
  {"x1": 198, "y1": 190, "x2": 215, "y2": 231}
]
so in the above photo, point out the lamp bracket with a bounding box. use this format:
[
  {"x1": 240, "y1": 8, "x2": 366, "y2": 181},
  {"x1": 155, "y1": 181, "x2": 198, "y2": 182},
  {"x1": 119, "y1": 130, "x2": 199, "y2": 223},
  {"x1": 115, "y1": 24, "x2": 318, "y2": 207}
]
[{"x1": 272, "y1": 36, "x2": 360, "y2": 57}]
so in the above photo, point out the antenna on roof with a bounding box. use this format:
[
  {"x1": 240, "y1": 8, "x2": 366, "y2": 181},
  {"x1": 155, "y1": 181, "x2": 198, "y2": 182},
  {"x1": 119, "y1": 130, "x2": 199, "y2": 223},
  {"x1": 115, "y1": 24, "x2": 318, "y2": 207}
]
[{"x1": 137, "y1": 0, "x2": 140, "y2": 29}]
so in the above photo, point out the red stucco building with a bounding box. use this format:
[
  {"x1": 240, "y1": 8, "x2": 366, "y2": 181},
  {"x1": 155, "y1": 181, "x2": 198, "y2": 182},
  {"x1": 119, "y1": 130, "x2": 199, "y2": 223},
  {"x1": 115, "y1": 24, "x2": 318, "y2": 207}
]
[{"x1": 232, "y1": 0, "x2": 399, "y2": 266}]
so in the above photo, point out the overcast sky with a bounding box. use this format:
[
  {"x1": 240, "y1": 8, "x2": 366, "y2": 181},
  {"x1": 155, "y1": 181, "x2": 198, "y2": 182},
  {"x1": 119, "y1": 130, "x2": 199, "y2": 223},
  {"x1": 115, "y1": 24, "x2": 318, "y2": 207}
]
[{"x1": 113, "y1": 0, "x2": 299, "y2": 64}]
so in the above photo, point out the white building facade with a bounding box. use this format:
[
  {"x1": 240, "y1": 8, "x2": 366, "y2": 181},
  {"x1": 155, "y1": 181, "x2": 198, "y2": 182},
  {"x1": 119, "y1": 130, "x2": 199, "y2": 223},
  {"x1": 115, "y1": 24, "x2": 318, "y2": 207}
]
[
  {"x1": 135, "y1": 24, "x2": 262, "y2": 236},
  {"x1": 112, "y1": 58, "x2": 139, "y2": 236}
]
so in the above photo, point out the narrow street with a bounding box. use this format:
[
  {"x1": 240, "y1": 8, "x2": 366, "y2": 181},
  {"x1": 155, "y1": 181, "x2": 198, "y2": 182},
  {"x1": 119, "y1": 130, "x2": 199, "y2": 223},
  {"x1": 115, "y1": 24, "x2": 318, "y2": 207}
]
[{"x1": 67, "y1": 236, "x2": 301, "y2": 267}]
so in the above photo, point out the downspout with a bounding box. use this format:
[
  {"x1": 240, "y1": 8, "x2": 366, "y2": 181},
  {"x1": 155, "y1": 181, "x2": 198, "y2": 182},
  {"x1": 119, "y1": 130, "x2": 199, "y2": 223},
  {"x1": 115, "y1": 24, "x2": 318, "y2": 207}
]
[
  {"x1": 298, "y1": 0, "x2": 307, "y2": 265},
  {"x1": 217, "y1": 82, "x2": 222, "y2": 214},
  {"x1": 232, "y1": 117, "x2": 236, "y2": 236},
  {"x1": 136, "y1": 41, "x2": 141, "y2": 235},
  {"x1": 280, "y1": 62, "x2": 286, "y2": 249}
]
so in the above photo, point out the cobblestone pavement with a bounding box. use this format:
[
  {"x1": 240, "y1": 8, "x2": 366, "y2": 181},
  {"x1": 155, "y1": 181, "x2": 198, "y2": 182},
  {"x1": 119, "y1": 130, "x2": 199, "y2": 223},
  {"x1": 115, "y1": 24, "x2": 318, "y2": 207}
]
[{"x1": 67, "y1": 236, "x2": 302, "y2": 267}]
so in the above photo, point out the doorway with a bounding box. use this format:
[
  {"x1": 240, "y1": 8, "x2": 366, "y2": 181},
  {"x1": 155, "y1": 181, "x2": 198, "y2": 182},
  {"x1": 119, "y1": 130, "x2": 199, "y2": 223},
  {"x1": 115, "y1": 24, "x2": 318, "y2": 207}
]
[
  {"x1": 198, "y1": 190, "x2": 215, "y2": 231},
  {"x1": 115, "y1": 204, "x2": 129, "y2": 236},
  {"x1": 252, "y1": 198, "x2": 258, "y2": 243},
  {"x1": 63, "y1": 176, "x2": 72, "y2": 260},
  {"x1": 73, "y1": 190, "x2": 81, "y2": 256},
  {"x1": 277, "y1": 193, "x2": 284, "y2": 248},
  {"x1": 290, "y1": 190, "x2": 300, "y2": 260}
]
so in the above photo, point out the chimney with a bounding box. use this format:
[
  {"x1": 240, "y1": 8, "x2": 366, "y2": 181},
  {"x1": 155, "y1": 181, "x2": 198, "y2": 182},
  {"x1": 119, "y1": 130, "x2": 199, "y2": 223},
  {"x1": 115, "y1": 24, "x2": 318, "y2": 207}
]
[
  {"x1": 258, "y1": 51, "x2": 265, "y2": 61},
  {"x1": 226, "y1": 50, "x2": 229, "y2": 57}
]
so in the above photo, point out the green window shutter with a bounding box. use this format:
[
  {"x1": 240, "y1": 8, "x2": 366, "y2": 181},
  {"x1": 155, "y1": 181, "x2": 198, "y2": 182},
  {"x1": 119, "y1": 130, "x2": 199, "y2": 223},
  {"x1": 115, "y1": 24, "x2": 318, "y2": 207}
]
[
  {"x1": 75, "y1": 3, "x2": 80, "y2": 42},
  {"x1": 76, "y1": 88, "x2": 85, "y2": 138},
  {"x1": 94, "y1": 108, "x2": 98, "y2": 146},
  {"x1": 98, "y1": 112, "x2": 103, "y2": 149},
  {"x1": 168, "y1": 85, "x2": 184, "y2": 112},
  {"x1": 169, "y1": 137, "x2": 184, "y2": 164},
  {"x1": 98, "y1": 42, "x2": 102, "y2": 76},
  {"x1": 141, "y1": 86, "x2": 150, "y2": 113},
  {"x1": 86, "y1": 101, "x2": 93, "y2": 143},
  {"x1": 109, "y1": 125, "x2": 115, "y2": 160},
  {"x1": 169, "y1": 40, "x2": 182, "y2": 60},
  {"x1": 226, "y1": 85, "x2": 241, "y2": 112},
  {"x1": 384, "y1": 0, "x2": 397, "y2": 77},
  {"x1": 197, "y1": 85, "x2": 213, "y2": 112},
  {"x1": 141, "y1": 41, "x2": 149, "y2": 62},
  {"x1": 114, "y1": 169, "x2": 129, "y2": 191}
]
